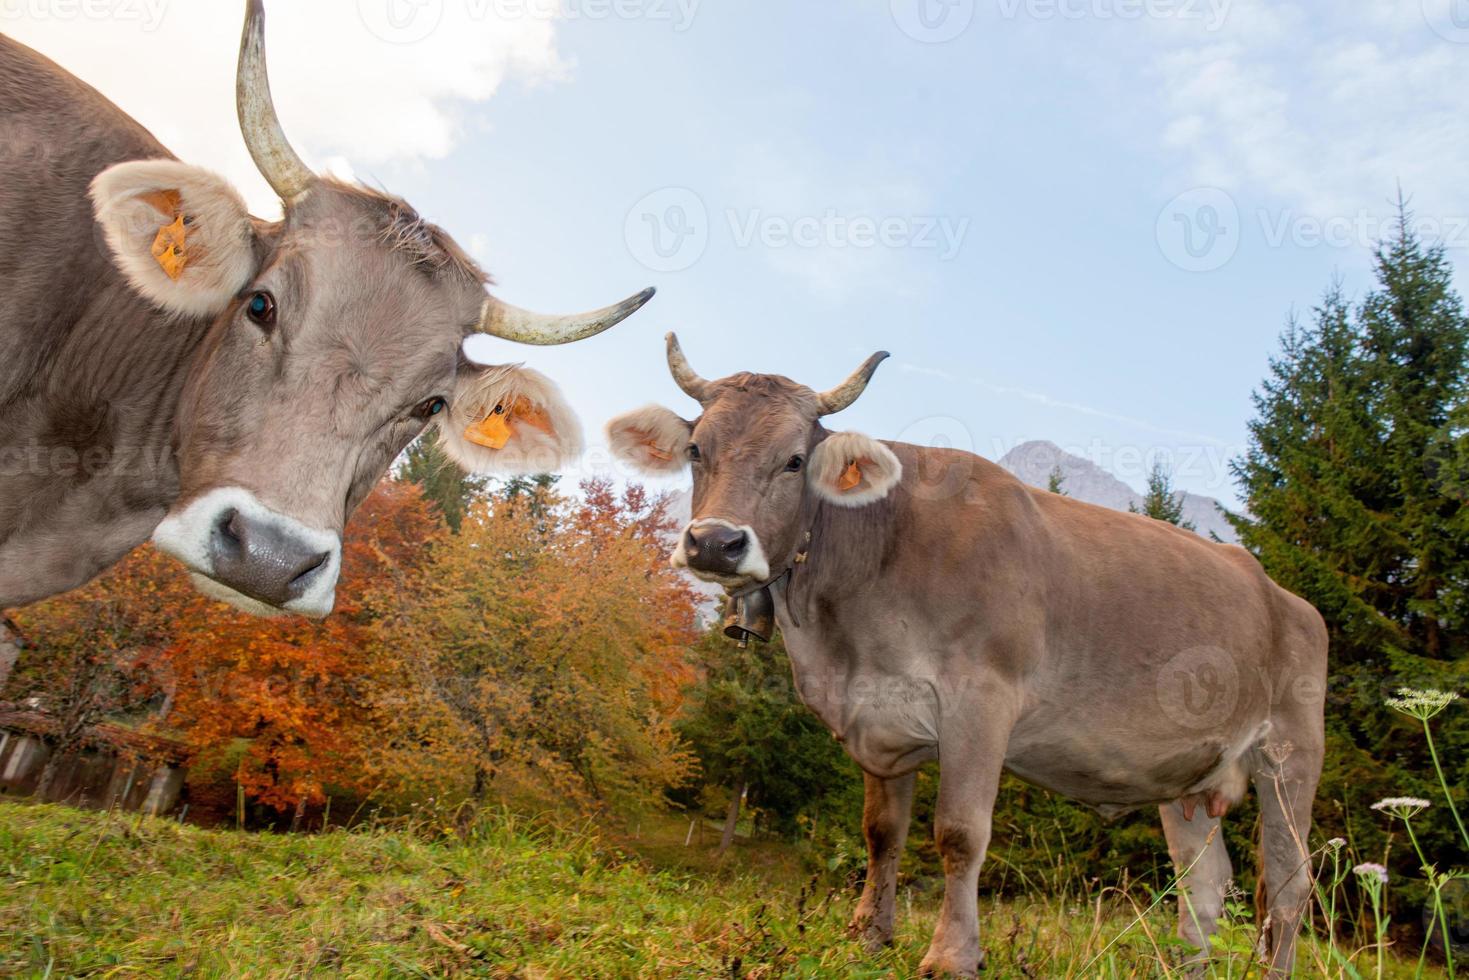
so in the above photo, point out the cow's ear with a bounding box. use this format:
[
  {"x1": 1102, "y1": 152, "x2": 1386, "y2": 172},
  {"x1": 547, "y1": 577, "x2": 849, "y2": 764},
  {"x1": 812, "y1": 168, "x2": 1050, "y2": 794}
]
[
  {"x1": 436, "y1": 363, "x2": 583, "y2": 475},
  {"x1": 606, "y1": 405, "x2": 692, "y2": 475},
  {"x1": 91, "y1": 160, "x2": 258, "y2": 318},
  {"x1": 809, "y1": 431, "x2": 902, "y2": 507}
]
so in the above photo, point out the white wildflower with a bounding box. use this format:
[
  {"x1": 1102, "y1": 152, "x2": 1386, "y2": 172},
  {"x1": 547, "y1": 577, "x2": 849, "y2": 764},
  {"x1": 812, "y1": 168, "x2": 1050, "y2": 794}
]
[
  {"x1": 1371, "y1": 797, "x2": 1432, "y2": 819},
  {"x1": 1353, "y1": 862, "x2": 1389, "y2": 884},
  {"x1": 1386, "y1": 688, "x2": 1460, "y2": 721}
]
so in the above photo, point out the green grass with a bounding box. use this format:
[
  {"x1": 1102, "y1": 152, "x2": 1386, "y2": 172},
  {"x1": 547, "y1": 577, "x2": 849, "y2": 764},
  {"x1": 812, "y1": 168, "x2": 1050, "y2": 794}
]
[{"x1": 0, "y1": 801, "x2": 1446, "y2": 978}]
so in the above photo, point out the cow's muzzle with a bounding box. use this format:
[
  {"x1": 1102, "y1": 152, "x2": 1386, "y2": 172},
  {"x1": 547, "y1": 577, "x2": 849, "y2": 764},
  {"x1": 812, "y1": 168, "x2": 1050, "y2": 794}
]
[
  {"x1": 153, "y1": 488, "x2": 341, "y2": 618},
  {"x1": 674, "y1": 519, "x2": 770, "y2": 586}
]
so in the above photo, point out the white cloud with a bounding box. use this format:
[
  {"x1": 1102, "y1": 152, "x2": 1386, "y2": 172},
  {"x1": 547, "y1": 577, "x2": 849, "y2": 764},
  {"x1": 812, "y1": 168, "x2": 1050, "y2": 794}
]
[
  {"x1": 6, "y1": 0, "x2": 565, "y2": 214},
  {"x1": 1051, "y1": 0, "x2": 1469, "y2": 230}
]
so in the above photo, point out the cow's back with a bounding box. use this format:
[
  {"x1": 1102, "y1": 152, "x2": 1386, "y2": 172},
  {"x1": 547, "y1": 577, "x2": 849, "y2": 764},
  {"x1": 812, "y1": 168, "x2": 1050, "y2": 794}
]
[{"x1": 0, "y1": 35, "x2": 170, "y2": 401}]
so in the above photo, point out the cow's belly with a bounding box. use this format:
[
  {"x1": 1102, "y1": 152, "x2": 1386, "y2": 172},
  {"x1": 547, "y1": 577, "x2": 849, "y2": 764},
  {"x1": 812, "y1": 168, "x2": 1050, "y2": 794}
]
[{"x1": 1003, "y1": 705, "x2": 1272, "y2": 817}]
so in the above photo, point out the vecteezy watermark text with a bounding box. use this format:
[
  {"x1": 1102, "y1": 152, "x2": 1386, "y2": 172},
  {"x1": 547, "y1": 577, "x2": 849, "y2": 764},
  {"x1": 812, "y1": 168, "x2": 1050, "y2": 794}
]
[
  {"x1": 0, "y1": 0, "x2": 168, "y2": 29},
  {"x1": 1158, "y1": 187, "x2": 1469, "y2": 272},
  {"x1": 997, "y1": 0, "x2": 1230, "y2": 30},
  {"x1": 624, "y1": 187, "x2": 971, "y2": 273}
]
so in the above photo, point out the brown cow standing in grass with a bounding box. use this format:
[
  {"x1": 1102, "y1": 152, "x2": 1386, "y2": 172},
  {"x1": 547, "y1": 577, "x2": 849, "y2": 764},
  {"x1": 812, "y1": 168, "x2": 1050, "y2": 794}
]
[
  {"x1": 608, "y1": 334, "x2": 1327, "y2": 977},
  {"x1": 0, "y1": 2, "x2": 652, "y2": 618}
]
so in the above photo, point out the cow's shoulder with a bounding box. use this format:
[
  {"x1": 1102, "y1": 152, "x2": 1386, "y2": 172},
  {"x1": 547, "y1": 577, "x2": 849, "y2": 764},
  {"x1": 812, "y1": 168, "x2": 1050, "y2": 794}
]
[{"x1": 0, "y1": 34, "x2": 169, "y2": 160}]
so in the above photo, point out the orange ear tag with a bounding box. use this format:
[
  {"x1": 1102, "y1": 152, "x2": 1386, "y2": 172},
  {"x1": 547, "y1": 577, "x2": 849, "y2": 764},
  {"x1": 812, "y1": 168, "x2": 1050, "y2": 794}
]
[
  {"x1": 150, "y1": 214, "x2": 188, "y2": 281},
  {"x1": 463, "y1": 398, "x2": 554, "y2": 451},
  {"x1": 838, "y1": 459, "x2": 863, "y2": 492},
  {"x1": 508, "y1": 397, "x2": 554, "y2": 436},
  {"x1": 464, "y1": 407, "x2": 512, "y2": 450}
]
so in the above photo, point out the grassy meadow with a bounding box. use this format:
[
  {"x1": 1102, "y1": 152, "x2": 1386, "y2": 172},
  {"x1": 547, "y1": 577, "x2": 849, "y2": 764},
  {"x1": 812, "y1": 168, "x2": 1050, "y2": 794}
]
[{"x1": 0, "y1": 800, "x2": 1448, "y2": 979}]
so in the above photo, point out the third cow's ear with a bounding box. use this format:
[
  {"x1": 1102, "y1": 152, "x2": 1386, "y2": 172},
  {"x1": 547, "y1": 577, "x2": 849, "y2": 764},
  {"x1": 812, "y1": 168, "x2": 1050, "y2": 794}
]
[
  {"x1": 91, "y1": 160, "x2": 258, "y2": 318},
  {"x1": 606, "y1": 405, "x2": 693, "y2": 475},
  {"x1": 437, "y1": 364, "x2": 583, "y2": 475},
  {"x1": 809, "y1": 432, "x2": 903, "y2": 507}
]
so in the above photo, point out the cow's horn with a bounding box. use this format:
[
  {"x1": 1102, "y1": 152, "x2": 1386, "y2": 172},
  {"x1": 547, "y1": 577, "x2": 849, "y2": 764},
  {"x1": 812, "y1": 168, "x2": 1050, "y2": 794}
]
[
  {"x1": 666, "y1": 332, "x2": 712, "y2": 401},
  {"x1": 476, "y1": 287, "x2": 655, "y2": 346},
  {"x1": 237, "y1": 1, "x2": 316, "y2": 203},
  {"x1": 816, "y1": 351, "x2": 890, "y2": 415}
]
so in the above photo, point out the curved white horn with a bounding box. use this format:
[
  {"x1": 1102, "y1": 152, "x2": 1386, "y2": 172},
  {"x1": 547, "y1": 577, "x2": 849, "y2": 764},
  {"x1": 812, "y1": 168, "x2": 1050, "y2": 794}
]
[
  {"x1": 476, "y1": 287, "x2": 655, "y2": 346},
  {"x1": 237, "y1": 0, "x2": 315, "y2": 203},
  {"x1": 816, "y1": 351, "x2": 890, "y2": 416},
  {"x1": 665, "y1": 332, "x2": 712, "y2": 402}
]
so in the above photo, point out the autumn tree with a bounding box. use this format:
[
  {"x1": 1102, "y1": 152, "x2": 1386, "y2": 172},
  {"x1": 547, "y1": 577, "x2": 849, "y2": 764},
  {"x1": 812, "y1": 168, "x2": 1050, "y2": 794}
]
[
  {"x1": 365, "y1": 479, "x2": 699, "y2": 814},
  {"x1": 5, "y1": 546, "x2": 181, "y2": 798},
  {"x1": 154, "y1": 480, "x2": 444, "y2": 812}
]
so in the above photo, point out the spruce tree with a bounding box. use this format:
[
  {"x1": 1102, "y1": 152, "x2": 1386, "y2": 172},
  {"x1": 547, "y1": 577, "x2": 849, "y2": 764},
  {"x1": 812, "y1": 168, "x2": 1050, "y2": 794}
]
[
  {"x1": 1047, "y1": 465, "x2": 1068, "y2": 495},
  {"x1": 1230, "y1": 200, "x2": 1469, "y2": 893},
  {"x1": 1130, "y1": 461, "x2": 1195, "y2": 530},
  {"x1": 1231, "y1": 205, "x2": 1468, "y2": 667},
  {"x1": 397, "y1": 430, "x2": 488, "y2": 532}
]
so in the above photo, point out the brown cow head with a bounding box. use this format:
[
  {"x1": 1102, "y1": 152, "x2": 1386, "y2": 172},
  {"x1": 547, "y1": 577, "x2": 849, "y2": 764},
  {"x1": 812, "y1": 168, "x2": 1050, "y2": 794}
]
[
  {"x1": 86, "y1": 1, "x2": 652, "y2": 618},
  {"x1": 607, "y1": 334, "x2": 901, "y2": 592}
]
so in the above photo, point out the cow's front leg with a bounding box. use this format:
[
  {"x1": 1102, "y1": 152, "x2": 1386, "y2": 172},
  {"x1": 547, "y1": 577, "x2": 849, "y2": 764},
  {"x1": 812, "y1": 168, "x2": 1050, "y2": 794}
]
[
  {"x1": 849, "y1": 770, "x2": 916, "y2": 950},
  {"x1": 919, "y1": 705, "x2": 1012, "y2": 978}
]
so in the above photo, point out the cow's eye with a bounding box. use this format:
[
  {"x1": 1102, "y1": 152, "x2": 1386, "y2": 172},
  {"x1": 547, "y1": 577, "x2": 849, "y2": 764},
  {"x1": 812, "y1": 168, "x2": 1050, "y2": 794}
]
[
  {"x1": 686, "y1": 443, "x2": 702, "y2": 462},
  {"x1": 245, "y1": 291, "x2": 276, "y2": 328},
  {"x1": 785, "y1": 455, "x2": 804, "y2": 473},
  {"x1": 416, "y1": 397, "x2": 448, "y2": 419}
]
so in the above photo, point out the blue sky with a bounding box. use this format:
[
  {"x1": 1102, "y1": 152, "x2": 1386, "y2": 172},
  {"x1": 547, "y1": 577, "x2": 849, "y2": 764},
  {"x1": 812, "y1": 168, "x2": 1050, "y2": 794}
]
[{"x1": 13, "y1": 0, "x2": 1469, "y2": 505}]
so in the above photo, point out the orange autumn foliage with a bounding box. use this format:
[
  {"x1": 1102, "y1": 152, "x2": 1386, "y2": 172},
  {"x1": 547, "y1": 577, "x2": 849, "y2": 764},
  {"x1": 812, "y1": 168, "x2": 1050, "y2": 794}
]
[
  {"x1": 363, "y1": 479, "x2": 701, "y2": 812},
  {"x1": 155, "y1": 481, "x2": 444, "y2": 810}
]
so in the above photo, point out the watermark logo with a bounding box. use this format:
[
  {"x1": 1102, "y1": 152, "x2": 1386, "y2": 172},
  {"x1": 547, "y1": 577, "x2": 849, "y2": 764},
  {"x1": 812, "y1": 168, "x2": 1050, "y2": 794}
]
[
  {"x1": 891, "y1": 0, "x2": 975, "y2": 43},
  {"x1": 1157, "y1": 187, "x2": 1240, "y2": 272},
  {"x1": 727, "y1": 209, "x2": 969, "y2": 260},
  {"x1": 1156, "y1": 646, "x2": 1240, "y2": 730},
  {"x1": 624, "y1": 188, "x2": 971, "y2": 273},
  {"x1": 624, "y1": 187, "x2": 709, "y2": 273},
  {"x1": 1422, "y1": 0, "x2": 1469, "y2": 43},
  {"x1": 357, "y1": 0, "x2": 444, "y2": 43}
]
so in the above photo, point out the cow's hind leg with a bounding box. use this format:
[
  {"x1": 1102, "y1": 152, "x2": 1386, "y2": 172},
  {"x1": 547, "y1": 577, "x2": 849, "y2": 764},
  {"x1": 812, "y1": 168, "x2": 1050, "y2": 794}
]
[
  {"x1": 850, "y1": 771, "x2": 916, "y2": 951},
  {"x1": 1159, "y1": 801, "x2": 1234, "y2": 959},
  {"x1": 1253, "y1": 736, "x2": 1323, "y2": 974}
]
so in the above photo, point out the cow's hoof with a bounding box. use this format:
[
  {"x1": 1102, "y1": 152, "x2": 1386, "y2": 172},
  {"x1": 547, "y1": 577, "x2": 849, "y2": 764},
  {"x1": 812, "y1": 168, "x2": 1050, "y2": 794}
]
[
  {"x1": 918, "y1": 947, "x2": 986, "y2": 977},
  {"x1": 847, "y1": 913, "x2": 894, "y2": 953}
]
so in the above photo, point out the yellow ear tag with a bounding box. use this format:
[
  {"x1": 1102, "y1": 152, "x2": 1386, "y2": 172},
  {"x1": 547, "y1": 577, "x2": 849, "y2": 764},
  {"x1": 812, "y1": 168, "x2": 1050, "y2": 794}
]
[
  {"x1": 838, "y1": 459, "x2": 863, "y2": 492},
  {"x1": 150, "y1": 214, "x2": 188, "y2": 281},
  {"x1": 465, "y1": 406, "x2": 512, "y2": 450}
]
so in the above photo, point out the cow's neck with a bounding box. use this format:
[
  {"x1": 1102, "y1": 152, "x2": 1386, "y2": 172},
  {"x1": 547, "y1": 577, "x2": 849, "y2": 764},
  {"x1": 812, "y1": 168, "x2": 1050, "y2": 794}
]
[
  {"x1": 769, "y1": 469, "x2": 943, "y2": 776},
  {"x1": 0, "y1": 289, "x2": 210, "y2": 607}
]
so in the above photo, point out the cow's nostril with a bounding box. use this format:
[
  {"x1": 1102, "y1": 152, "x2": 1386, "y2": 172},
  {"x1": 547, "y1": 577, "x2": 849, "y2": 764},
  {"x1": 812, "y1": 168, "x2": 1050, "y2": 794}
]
[
  {"x1": 291, "y1": 551, "x2": 331, "y2": 588},
  {"x1": 215, "y1": 509, "x2": 244, "y2": 550},
  {"x1": 721, "y1": 532, "x2": 748, "y2": 556}
]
